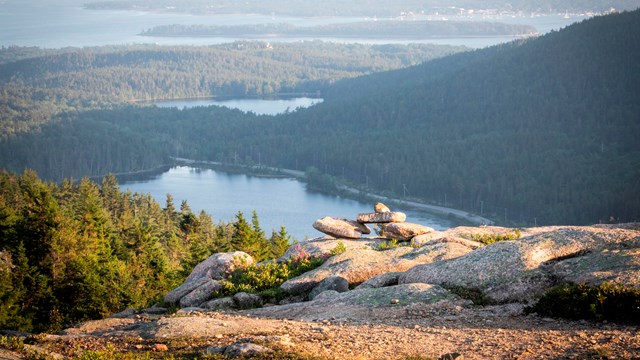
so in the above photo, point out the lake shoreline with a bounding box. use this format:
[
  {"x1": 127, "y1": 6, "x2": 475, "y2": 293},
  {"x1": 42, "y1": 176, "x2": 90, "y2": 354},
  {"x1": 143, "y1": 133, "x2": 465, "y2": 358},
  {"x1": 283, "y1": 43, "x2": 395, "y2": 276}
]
[
  {"x1": 172, "y1": 158, "x2": 494, "y2": 226},
  {"x1": 132, "y1": 93, "x2": 322, "y2": 104}
]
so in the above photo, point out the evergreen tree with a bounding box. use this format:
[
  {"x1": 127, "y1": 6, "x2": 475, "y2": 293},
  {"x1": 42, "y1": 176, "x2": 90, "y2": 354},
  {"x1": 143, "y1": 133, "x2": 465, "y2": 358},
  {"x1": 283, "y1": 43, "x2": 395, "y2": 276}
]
[
  {"x1": 230, "y1": 211, "x2": 252, "y2": 253},
  {"x1": 268, "y1": 226, "x2": 292, "y2": 259}
]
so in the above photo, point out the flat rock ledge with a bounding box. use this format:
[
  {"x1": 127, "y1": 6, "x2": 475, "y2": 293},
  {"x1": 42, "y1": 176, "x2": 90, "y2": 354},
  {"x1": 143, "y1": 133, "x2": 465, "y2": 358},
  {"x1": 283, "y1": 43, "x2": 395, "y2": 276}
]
[{"x1": 247, "y1": 283, "x2": 460, "y2": 322}]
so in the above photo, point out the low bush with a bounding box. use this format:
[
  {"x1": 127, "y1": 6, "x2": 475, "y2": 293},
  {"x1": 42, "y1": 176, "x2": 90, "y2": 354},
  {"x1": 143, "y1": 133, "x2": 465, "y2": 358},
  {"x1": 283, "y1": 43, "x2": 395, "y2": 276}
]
[
  {"x1": 468, "y1": 229, "x2": 521, "y2": 245},
  {"x1": 526, "y1": 282, "x2": 640, "y2": 324},
  {"x1": 0, "y1": 336, "x2": 25, "y2": 352},
  {"x1": 375, "y1": 239, "x2": 401, "y2": 251},
  {"x1": 216, "y1": 246, "x2": 325, "y2": 298},
  {"x1": 329, "y1": 241, "x2": 347, "y2": 256},
  {"x1": 445, "y1": 285, "x2": 493, "y2": 306}
]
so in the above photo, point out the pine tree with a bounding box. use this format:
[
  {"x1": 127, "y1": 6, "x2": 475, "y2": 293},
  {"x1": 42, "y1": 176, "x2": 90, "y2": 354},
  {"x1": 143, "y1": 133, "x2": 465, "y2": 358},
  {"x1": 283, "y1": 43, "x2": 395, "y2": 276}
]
[
  {"x1": 230, "y1": 211, "x2": 252, "y2": 252},
  {"x1": 268, "y1": 226, "x2": 292, "y2": 259}
]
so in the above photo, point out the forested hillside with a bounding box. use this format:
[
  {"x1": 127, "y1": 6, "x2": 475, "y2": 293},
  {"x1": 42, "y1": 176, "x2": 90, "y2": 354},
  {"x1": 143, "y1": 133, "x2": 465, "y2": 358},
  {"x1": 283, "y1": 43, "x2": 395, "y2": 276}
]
[
  {"x1": 1, "y1": 11, "x2": 639, "y2": 226},
  {"x1": 0, "y1": 171, "x2": 291, "y2": 332},
  {"x1": 0, "y1": 42, "x2": 463, "y2": 137}
]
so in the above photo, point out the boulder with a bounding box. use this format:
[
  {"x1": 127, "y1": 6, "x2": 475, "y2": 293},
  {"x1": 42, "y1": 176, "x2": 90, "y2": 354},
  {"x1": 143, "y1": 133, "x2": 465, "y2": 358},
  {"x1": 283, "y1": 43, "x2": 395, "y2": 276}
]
[
  {"x1": 356, "y1": 272, "x2": 401, "y2": 289},
  {"x1": 312, "y1": 217, "x2": 370, "y2": 238},
  {"x1": 281, "y1": 242, "x2": 472, "y2": 294},
  {"x1": 374, "y1": 202, "x2": 391, "y2": 213},
  {"x1": 165, "y1": 251, "x2": 253, "y2": 306},
  {"x1": 224, "y1": 343, "x2": 274, "y2": 357},
  {"x1": 184, "y1": 251, "x2": 254, "y2": 283},
  {"x1": 179, "y1": 279, "x2": 222, "y2": 308},
  {"x1": 357, "y1": 211, "x2": 406, "y2": 224},
  {"x1": 201, "y1": 297, "x2": 235, "y2": 311},
  {"x1": 108, "y1": 308, "x2": 137, "y2": 318},
  {"x1": 233, "y1": 292, "x2": 263, "y2": 309},
  {"x1": 164, "y1": 276, "x2": 210, "y2": 305},
  {"x1": 140, "y1": 306, "x2": 168, "y2": 315},
  {"x1": 399, "y1": 226, "x2": 640, "y2": 303},
  {"x1": 380, "y1": 222, "x2": 434, "y2": 241},
  {"x1": 309, "y1": 275, "x2": 349, "y2": 300}
]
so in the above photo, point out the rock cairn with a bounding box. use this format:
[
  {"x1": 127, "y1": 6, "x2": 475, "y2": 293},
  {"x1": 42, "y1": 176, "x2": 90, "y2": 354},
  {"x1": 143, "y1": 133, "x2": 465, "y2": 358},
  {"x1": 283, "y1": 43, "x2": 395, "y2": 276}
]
[{"x1": 313, "y1": 202, "x2": 434, "y2": 242}]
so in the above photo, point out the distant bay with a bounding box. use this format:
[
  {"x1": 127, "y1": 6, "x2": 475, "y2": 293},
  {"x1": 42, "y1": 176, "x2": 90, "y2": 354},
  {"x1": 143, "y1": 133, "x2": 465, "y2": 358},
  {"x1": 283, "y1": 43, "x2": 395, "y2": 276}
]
[{"x1": 0, "y1": 0, "x2": 586, "y2": 49}]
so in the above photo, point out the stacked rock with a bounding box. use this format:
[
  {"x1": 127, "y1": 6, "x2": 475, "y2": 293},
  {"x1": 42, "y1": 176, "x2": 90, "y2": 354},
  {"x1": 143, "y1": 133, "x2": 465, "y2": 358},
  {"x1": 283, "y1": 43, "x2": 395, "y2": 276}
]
[
  {"x1": 313, "y1": 202, "x2": 434, "y2": 242},
  {"x1": 312, "y1": 217, "x2": 371, "y2": 239}
]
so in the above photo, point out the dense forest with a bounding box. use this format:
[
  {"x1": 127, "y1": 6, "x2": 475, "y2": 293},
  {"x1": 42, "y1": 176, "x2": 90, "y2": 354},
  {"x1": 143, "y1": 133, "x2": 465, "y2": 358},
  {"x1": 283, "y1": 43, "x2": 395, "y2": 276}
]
[
  {"x1": 0, "y1": 41, "x2": 464, "y2": 137},
  {"x1": 85, "y1": 0, "x2": 639, "y2": 16},
  {"x1": 3, "y1": 11, "x2": 638, "y2": 227},
  {"x1": 0, "y1": 170, "x2": 292, "y2": 332},
  {"x1": 141, "y1": 21, "x2": 537, "y2": 39}
]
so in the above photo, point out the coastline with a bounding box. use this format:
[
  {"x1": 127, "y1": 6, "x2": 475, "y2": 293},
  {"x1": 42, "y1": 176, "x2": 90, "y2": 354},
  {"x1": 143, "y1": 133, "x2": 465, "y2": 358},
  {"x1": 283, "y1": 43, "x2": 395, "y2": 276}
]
[{"x1": 172, "y1": 157, "x2": 494, "y2": 226}]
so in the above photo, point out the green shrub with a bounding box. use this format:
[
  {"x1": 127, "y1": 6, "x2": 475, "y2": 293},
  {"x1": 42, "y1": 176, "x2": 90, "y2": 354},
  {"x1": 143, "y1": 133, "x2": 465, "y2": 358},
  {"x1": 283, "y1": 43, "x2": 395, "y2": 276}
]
[
  {"x1": 375, "y1": 239, "x2": 400, "y2": 251},
  {"x1": 0, "y1": 336, "x2": 25, "y2": 351},
  {"x1": 526, "y1": 282, "x2": 640, "y2": 324},
  {"x1": 216, "y1": 245, "x2": 325, "y2": 298},
  {"x1": 445, "y1": 285, "x2": 493, "y2": 306},
  {"x1": 329, "y1": 241, "x2": 347, "y2": 256},
  {"x1": 468, "y1": 229, "x2": 521, "y2": 245},
  {"x1": 220, "y1": 262, "x2": 291, "y2": 295}
]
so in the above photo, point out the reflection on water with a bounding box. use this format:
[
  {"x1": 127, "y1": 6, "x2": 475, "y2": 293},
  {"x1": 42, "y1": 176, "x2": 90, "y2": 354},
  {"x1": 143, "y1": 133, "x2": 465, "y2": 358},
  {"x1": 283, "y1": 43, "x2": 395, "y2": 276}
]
[
  {"x1": 120, "y1": 166, "x2": 456, "y2": 241},
  {"x1": 152, "y1": 97, "x2": 323, "y2": 115}
]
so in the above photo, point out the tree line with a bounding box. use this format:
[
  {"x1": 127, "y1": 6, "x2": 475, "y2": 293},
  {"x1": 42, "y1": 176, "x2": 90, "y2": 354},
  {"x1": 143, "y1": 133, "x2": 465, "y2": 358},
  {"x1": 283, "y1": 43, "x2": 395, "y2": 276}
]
[{"x1": 0, "y1": 170, "x2": 292, "y2": 332}]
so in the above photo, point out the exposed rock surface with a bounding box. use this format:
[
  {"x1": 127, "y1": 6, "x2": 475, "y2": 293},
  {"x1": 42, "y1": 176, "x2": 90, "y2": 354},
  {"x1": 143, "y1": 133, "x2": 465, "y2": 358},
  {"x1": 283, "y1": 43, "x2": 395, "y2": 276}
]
[
  {"x1": 250, "y1": 283, "x2": 460, "y2": 322},
  {"x1": 10, "y1": 224, "x2": 638, "y2": 360},
  {"x1": 223, "y1": 342, "x2": 274, "y2": 356},
  {"x1": 550, "y1": 248, "x2": 640, "y2": 287},
  {"x1": 178, "y1": 279, "x2": 222, "y2": 308},
  {"x1": 164, "y1": 276, "x2": 210, "y2": 305},
  {"x1": 312, "y1": 217, "x2": 371, "y2": 238},
  {"x1": 411, "y1": 233, "x2": 484, "y2": 249},
  {"x1": 356, "y1": 272, "x2": 401, "y2": 289},
  {"x1": 309, "y1": 275, "x2": 349, "y2": 300},
  {"x1": 184, "y1": 251, "x2": 253, "y2": 283},
  {"x1": 281, "y1": 242, "x2": 472, "y2": 294},
  {"x1": 380, "y1": 222, "x2": 434, "y2": 241},
  {"x1": 400, "y1": 225, "x2": 640, "y2": 302},
  {"x1": 277, "y1": 237, "x2": 386, "y2": 262},
  {"x1": 357, "y1": 211, "x2": 406, "y2": 223}
]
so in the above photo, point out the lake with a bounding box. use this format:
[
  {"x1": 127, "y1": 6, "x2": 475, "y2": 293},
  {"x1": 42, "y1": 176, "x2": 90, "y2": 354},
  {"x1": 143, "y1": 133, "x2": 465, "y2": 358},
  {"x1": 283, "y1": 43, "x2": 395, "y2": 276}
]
[
  {"x1": 0, "y1": 0, "x2": 587, "y2": 49},
  {"x1": 152, "y1": 97, "x2": 323, "y2": 115},
  {"x1": 120, "y1": 166, "x2": 457, "y2": 241}
]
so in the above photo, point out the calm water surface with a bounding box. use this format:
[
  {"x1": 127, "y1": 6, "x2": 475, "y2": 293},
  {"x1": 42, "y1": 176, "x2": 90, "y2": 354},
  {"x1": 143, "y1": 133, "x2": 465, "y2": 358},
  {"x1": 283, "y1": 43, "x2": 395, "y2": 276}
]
[
  {"x1": 121, "y1": 166, "x2": 457, "y2": 241},
  {"x1": 153, "y1": 97, "x2": 323, "y2": 114}
]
